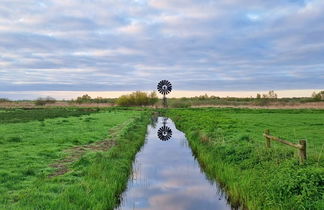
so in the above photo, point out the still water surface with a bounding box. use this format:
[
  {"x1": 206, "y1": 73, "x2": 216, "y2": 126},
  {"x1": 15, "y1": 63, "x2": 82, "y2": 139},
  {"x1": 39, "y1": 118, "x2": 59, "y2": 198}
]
[{"x1": 117, "y1": 117, "x2": 232, "y2": 210}]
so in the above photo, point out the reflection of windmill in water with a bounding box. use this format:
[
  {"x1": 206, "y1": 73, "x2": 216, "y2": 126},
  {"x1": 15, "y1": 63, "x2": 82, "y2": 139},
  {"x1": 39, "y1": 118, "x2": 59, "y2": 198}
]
[
  {"x1": 157, "y1": 118, "x2": 172, "y2": 141},
  {"x1": 156, "y1": 80, "x2": 173, "y2": 141}
]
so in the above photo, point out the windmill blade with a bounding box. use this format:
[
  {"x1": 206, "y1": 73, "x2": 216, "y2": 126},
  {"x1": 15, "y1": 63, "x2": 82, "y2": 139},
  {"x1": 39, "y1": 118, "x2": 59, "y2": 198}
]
[
  {"x1": 157, "y1": 125, "x2": 172, "y2": 141},
  {"x1": 157, "y1": 80, "x2": 172, "y2": 95}
]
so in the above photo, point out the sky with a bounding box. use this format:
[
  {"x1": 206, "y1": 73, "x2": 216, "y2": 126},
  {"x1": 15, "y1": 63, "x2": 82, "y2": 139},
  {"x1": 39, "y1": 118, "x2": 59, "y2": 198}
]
[{"x1": 0, "y1": 0, "x2": 324, "y2": 99}]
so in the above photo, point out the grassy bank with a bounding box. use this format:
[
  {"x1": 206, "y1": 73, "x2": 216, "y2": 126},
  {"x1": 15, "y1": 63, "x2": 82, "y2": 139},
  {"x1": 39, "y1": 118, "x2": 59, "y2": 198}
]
[
  {"x1": 167, "y1": 108, "x2": 324, "y2": 209},
  {"x1": 0, "y1": 108, "x2": 150, "y2": 209}
]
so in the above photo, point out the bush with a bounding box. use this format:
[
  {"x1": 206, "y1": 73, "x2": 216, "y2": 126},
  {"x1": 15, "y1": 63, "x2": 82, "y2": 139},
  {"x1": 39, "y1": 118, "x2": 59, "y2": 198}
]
[
  {"x1": 35, "y1": 97, "x2": 56, "y2": 106},
  {"x1": 116, "y1": 91, "x2": 158, "y2": 106}
]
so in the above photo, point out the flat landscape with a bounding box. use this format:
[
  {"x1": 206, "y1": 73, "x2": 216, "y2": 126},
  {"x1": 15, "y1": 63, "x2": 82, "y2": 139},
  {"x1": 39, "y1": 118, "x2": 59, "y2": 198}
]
[
  {"x1": 0, "y1": 107, "x2": 323, "y2": 209},
  {"x1": 2, "y1": 0, "x2": 324, "y2": 209}
]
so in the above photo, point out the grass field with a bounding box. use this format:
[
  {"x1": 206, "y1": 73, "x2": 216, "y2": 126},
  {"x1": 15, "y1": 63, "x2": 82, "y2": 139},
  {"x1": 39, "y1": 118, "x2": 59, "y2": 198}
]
[
  {"x1": 166, "y1": 108, "x2": 324, "y2": 209},
  {"x1": 1, "y1": 107, "x2": 323, "y2": 209},
  {"x1": 0, "y1": 108, "x2": 149, "y2": 209}
]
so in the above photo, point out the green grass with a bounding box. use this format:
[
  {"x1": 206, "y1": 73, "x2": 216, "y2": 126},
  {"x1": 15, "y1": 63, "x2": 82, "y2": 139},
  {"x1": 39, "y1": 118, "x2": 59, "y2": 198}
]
[
  {"x1": 167, "y1": 108, "x2": 324, "y2": 210},
  {"x1": 0, "y1": 107, "x2": 100, "y2": 124},
  {"x1": 0, "y1": 108, "x2": 150, "y2": 209}
]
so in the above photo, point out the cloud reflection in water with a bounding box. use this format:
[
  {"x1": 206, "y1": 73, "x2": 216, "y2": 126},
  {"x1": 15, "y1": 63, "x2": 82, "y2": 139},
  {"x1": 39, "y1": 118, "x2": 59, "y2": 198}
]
[{"x1": 117, "y1": 117, "x2": 231, "y2": 210}]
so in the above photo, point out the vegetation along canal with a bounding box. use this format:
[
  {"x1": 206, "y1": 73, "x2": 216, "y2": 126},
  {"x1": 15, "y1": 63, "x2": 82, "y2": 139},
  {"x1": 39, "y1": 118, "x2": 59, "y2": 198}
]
[{"x1": 116, "y1": 117, "x2": 232, "y2": 210}]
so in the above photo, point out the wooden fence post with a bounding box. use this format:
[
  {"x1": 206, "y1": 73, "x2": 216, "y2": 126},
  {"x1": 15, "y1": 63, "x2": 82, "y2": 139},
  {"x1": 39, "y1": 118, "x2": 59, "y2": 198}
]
[
  {"x1": 265, "y1": 129, "x2": 271, "y2": 148},
  {"x1": 299, "y1": 140, "x2": 307, "y2": 164}
]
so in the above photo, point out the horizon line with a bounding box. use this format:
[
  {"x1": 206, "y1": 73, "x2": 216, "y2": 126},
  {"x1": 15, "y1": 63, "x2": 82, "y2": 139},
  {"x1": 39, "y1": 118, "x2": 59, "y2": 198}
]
[{"x1": 0, "y1": 89, "x2": 323, "y2": 100}]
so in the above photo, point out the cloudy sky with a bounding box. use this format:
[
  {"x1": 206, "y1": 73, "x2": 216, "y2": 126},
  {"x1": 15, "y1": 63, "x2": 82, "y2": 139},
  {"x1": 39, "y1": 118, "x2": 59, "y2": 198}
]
[{"x1": 1, "y1": 0, "x2": 324, "y2": 99}]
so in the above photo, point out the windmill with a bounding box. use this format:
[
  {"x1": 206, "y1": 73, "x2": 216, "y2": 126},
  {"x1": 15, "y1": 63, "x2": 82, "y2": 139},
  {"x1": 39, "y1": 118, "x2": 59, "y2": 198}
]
[
  {"x1": 157, "y1": 80, "x2": 172, "y2": 108},
  {"x1": 157, "y1": 118, "x2": 172, "y2": 141}
]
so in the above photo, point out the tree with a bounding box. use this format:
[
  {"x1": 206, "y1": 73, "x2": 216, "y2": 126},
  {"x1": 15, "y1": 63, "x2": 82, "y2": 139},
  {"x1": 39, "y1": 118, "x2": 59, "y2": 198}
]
[
  {"x1": 149, "y1": 91, "x2": 159, "y2": 105},
  {"x1": 312, "y1": 91, "x2": 324, "y2": 101},
  {"x1": 76, "y1": 94, "x2": 92, "y2": 104},
  {"x1": 256, "y1": 93, "x2": 261, "y2": 99},
  {"x1": 262, "y1": 90, "x2": 278, "y2": 99},
  {"x1": 0, "y1": 98, "x2": 10, "y2": 103}
]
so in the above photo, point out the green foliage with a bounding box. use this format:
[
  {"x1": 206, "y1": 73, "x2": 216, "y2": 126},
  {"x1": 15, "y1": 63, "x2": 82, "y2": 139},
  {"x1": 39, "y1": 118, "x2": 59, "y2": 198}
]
[
  {"x1": 75, "y1": 94, "x2": 92, "y2": 104},
  {"x1": 167, "y1": 108, "x2": 324, "y2": 209},
  {"x1": 0, "y1": 109, "x2": 148, "y2": 209},
  {"x1": 116, "y1": 91, "x2": 158, "y2": 106}
]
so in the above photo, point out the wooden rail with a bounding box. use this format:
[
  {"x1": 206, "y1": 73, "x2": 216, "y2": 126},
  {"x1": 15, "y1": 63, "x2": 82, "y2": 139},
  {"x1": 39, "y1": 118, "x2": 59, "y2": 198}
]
[{"x1": 263, "y1": 129, "x2": 307, "y2": 164}]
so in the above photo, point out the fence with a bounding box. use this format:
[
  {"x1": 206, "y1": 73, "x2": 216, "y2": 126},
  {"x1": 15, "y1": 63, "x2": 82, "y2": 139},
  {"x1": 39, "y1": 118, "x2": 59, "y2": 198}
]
[{"x1": 263, "y1": 129, "x2": 307, "y2": 164}]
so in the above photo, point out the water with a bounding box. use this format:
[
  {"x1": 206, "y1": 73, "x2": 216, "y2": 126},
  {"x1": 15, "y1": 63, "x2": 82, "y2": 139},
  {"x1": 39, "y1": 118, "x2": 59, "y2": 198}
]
[{"x1": 117, "y1": 117, "x2": 232, "y2": 210}]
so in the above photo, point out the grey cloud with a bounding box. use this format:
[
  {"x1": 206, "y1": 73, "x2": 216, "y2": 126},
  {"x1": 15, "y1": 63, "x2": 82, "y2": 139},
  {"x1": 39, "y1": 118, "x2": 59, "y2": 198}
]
[{"x1": 0, "y1": 0, "x2": 323, "y2": 94}]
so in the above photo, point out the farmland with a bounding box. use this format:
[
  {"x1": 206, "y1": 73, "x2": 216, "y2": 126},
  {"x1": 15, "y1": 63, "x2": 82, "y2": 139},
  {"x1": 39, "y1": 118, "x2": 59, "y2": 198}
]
[
  {"x1": 0, "y1": 107, "x2": 323, "y2": 209},
  {"x1": 166, "y1": 108, "x2": 324, "y2": 209},
  {"x1": 0, "y1": 108, "x2": 149, "y2": 209}
]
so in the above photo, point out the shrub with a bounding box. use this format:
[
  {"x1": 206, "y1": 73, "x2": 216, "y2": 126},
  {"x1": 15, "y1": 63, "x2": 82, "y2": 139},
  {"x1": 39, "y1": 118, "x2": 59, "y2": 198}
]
[
  {"x1": 116, "y1": 91, "x2": 158, "y2": 106},
  {"x1": 35, "y1": 97, "x2": 56, "y2": 106}
]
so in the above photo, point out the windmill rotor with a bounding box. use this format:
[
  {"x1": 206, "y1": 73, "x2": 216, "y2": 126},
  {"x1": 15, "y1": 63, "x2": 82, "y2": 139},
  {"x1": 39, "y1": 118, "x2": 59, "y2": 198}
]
[
  {"x1": 157, "y1": 125, "x2": 172, "y2": 141},
  {"x1": 157, "y1": 80, "x2": 172, "y2": 95}
]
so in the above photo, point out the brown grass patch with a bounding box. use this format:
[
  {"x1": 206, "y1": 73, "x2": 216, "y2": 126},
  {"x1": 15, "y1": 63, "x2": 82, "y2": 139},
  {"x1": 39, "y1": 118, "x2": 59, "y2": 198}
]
[
  {"x1": 48, "y1": 121, "x2": 129, "y2": 178},
  {"x1": 48, "y1": 139, "x2": 116, "y2": 178}
]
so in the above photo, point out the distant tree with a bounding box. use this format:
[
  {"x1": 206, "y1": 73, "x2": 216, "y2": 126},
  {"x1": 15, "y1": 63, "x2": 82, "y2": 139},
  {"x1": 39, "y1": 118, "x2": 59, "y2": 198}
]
[
  {"x1": 198, "y1": 94, "x2": 209, "y2": 100},
  {"x1": 149, "y1": 91, "x2": 159, "y2": 105},
  {"x1": 35, "y1": 97, "x2": 56, "y2": 106},
  {"x1": 209, "y1": 95, "x2": 220, "y2": 99},
  {"x1": 262, "y1": 90, "x2": 278, "y2": 99},
  {"x1": 256, "y1": 93, "x2": 261, "y2": 99},
  {"x1": 312, "y1": 91, "x2": 324, "y2": 101},
  {"x1": 76, "y1": 94, "x2": 92, "y2": 104},
  {"x1": 269, "y1": 90, "x2": 278, "y2": 99},
  {"x1": 0, "y1": 98, "x2": 10, "y2": 103}
]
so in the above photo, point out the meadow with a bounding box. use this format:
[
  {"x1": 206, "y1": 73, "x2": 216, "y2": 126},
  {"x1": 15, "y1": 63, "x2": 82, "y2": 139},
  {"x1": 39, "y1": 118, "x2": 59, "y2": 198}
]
[
  {"x1": 166, "y1": 108, "x2": 324, "y2": 209},
  {"x1": 0, "y1": 108, "x2": 149, "y2": 209},
  {"x1": 1, "y1": 107, "x2": 323, "y2": 209}
]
